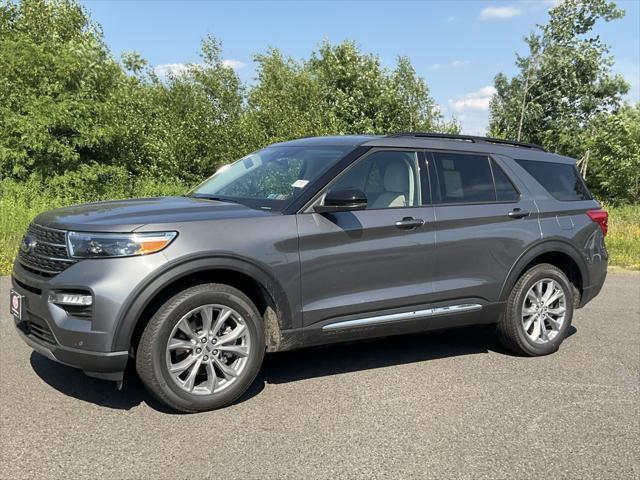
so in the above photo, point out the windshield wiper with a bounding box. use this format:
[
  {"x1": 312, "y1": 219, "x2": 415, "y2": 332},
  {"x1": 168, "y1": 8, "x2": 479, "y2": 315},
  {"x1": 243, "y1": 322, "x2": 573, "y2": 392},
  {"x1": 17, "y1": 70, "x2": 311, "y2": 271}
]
[{"x1": 191, "y1": 195, "x2": 244, "y2": 205}]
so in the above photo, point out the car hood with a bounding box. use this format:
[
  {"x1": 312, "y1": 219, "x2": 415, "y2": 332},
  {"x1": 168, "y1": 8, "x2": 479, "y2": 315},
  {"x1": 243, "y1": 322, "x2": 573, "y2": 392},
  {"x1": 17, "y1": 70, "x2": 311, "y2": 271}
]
[{"x1": 33, "y1": 196, "x2": 277, "y2": 232}]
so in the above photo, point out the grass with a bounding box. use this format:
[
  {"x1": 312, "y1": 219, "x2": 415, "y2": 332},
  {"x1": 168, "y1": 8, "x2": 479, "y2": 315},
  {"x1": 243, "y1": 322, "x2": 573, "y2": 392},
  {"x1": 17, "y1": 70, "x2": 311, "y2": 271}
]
[
  {"x1": 0, "y1": 176, "x2": 188, "y2": 275},
  {"x1": 606, "y1": 204, "x2": 640, "y2": 271},
  {"x1": 1, "y1": 179, "x2": 638, "y2": 275}
]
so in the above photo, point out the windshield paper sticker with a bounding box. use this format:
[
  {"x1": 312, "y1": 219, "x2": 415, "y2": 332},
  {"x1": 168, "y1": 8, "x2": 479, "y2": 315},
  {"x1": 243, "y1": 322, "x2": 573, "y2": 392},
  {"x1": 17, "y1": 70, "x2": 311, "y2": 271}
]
[{"x1": 291, "y1": 179, "x2": 309, "y2": 189}]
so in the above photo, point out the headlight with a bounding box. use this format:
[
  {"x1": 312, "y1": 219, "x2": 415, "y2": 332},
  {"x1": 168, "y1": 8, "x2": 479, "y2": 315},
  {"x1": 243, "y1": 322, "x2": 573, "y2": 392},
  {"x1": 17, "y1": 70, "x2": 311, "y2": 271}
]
[{"x1": 68, "y1": 231, "x2": 177, "y2": 258}]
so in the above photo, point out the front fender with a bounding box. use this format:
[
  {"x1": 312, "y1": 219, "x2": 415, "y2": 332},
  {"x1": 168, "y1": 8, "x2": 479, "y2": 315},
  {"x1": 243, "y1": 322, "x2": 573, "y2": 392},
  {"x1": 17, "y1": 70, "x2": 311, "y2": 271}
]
[{"x1": 110, "y1": 253, "x2": 295, "y2": 351}]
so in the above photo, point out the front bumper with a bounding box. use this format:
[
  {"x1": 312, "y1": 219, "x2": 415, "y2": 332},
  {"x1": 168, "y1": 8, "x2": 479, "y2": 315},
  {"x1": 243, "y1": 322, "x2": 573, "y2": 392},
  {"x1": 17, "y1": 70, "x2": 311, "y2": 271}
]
[
  {"x1": 14, "y1": 318, "x2": 128, "y2": 381},
  {"x1": 11, "y1": 250, "x2": 167, "y2": 381}
]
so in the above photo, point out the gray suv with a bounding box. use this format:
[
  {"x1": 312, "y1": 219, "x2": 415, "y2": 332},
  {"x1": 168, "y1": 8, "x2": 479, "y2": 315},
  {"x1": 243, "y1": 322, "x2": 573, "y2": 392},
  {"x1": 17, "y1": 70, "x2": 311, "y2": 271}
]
[{"x1": 10, "y1": 133, "x2": 608, "y2": 412}]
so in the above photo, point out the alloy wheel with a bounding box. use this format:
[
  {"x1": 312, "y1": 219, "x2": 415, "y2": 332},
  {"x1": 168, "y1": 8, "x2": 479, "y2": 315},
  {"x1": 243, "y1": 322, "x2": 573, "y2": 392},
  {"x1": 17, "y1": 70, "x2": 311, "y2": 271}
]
[
  {"x1": 165, "y1": 304, "x2": 251, "y2": 395},
  {"x1": 521, "y1": 278, "x2": 567, "y2": 344}
]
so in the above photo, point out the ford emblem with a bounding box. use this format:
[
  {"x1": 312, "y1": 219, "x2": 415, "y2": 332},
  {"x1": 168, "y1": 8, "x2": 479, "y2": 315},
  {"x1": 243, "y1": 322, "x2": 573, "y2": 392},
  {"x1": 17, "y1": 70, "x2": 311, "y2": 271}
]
[{"x1": 21, "y1": 235, "x2": 37, "y2": 254}]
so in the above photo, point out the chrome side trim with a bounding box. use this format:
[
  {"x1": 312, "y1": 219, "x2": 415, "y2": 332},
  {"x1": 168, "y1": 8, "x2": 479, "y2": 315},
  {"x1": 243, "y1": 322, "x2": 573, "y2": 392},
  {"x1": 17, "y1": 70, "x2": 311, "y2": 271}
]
[
  {"x1": 322, "y1": 303, "x2": 483, "y2": 331},
  {"x1": 323, "y1": 308, "x2": 433, "y2": 331},
  {"x1": 432, "y1": 303, "x2": 483, "y2": 315}
]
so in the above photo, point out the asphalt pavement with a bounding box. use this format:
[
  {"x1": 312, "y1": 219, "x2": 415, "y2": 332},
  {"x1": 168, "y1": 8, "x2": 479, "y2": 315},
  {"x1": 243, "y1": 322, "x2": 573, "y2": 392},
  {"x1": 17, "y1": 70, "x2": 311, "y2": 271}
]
[{"x1": 1, "y1": 273, "x2": 638, "y2": 479}]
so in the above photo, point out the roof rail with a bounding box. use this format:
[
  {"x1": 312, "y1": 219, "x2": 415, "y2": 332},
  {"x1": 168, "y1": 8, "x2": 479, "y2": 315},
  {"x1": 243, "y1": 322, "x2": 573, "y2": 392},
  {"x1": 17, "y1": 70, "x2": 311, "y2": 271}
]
[{"x1": 387, "y1": 132, "x2": 545, "y2": 151}]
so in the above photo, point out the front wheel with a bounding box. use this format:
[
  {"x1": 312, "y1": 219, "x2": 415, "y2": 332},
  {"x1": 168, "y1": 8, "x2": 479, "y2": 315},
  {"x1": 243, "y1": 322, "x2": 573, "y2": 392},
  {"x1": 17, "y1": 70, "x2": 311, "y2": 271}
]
[
  {"x1": 136, "y1": 283, "x2": 265, "y2": 412},
  {"x1": 497, "y1": 263, "x2": 574, "y2": 356}
]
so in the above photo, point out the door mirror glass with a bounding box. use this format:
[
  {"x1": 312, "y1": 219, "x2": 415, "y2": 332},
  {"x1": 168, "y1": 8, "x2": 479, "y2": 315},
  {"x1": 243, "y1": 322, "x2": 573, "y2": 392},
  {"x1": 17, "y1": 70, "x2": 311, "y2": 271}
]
[{"x1": 315, "y1": 189, "x2": 368, "y2": 213}]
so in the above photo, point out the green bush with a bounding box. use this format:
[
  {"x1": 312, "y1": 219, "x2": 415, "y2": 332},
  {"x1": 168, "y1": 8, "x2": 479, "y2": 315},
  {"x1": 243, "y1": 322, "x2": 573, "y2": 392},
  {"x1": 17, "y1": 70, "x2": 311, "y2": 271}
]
[
  {"x1": 585, "y1": 105, "x2": 640, "y2": 205},
  {"x1": 0, "y1": 174, "x2": 188, "y2": 274},
  {"x1": 45, "y1": 163, "x2": 130, "y2": 204},
  {"x1": 607, "y1": 205, "x2": 640, "y2": 270}
]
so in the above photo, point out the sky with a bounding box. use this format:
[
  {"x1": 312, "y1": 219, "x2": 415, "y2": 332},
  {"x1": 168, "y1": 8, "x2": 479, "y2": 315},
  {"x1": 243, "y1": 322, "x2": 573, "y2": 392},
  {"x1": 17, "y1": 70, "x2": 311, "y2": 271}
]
[{"x1": 82, "y1": 0, "x2": 640, "y2": 135}]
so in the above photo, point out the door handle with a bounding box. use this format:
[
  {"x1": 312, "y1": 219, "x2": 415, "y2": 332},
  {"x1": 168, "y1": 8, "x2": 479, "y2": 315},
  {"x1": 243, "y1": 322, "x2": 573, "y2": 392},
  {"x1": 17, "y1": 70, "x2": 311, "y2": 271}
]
[
  {"x1": 508, "y1": 208, "x2": 530, "y2": 219},
  {"x1": 395, "y1": 217, "x2": 425, "y2": 229}
]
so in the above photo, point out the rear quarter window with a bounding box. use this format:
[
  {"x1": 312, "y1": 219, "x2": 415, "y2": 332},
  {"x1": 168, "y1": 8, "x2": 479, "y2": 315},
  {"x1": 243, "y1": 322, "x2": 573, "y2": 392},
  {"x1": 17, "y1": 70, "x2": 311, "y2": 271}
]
[
  {"x1": 515, "y1": 159, "x2": 592, "y2": 201},
  {"x1": 491, "y1": 159, "x2": 520, "y2": 202}
]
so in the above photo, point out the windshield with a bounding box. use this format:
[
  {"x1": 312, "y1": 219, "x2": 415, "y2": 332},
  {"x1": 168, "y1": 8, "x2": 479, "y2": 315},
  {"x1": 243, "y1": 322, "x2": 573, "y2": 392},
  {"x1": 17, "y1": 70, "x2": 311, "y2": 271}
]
[{"x1": 189, "y1": 145, "x2": 353, "y2": 210}]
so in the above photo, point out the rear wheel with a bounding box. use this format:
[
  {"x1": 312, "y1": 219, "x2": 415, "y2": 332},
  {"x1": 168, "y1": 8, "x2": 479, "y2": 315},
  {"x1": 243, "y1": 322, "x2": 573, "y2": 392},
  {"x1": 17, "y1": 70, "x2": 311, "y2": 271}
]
[
  {"x1": 497, "y1": 263, "x2": 574, "y2": 356},
  {"x1": 136, "y1": 283, "x2": 265, "y2": 412}
]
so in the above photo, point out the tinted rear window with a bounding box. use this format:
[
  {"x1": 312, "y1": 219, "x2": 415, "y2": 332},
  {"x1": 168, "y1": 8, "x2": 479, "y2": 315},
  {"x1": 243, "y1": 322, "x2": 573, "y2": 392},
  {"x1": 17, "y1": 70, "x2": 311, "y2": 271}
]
[
  {"x1": 515, "y1": 159, "x2": 592, "y2": 201},
  {"x1": 431, "y1": 153, "x2": 520, "y2": 204},
  {"x1": 433, "y1": 153, "x2": 495, "y2": 203}
]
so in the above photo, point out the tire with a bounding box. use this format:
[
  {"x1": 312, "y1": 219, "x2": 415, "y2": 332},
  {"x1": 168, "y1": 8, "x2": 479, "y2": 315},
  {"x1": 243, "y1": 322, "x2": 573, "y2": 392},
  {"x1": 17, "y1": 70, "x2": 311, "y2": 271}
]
[
  {"x1": 136, "y1": 283, "x2": 265, "y2": 412},
  {"x1": 496, "y1": 263, "x2": 574, "y2": 356}
]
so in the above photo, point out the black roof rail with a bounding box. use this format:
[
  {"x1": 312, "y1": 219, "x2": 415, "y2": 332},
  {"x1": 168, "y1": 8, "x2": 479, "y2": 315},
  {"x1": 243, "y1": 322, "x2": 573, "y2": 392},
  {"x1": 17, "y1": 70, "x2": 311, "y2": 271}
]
[{"x1": 387, "y1": 132, "x2": 545, "y2": 151}]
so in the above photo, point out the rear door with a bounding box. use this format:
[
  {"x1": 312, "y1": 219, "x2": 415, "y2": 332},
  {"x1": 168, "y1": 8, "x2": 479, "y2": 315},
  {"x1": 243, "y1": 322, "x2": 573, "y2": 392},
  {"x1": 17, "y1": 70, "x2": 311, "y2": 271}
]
[
  {"x1": 428, "y1": 150, "x2": 541, "y2": 307},
  {"x1": 296, "y1": 149, "x2": 436, "y2": 338}
]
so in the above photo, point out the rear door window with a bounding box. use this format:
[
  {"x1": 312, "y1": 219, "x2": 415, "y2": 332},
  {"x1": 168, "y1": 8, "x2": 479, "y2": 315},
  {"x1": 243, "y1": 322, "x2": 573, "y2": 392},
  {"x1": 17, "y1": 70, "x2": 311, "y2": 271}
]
[
  {"x1": 432, "y1": 153, "x2": 496, "y2": 204},
  {"x1": 515, "y1": 159, "x2": 592, "y2": 201}
]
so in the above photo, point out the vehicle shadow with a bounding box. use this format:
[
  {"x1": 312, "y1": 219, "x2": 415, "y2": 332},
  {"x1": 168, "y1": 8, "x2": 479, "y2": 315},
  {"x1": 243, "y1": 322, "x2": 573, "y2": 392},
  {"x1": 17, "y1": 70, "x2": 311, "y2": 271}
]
[
  {"x1": 253, "y1": 324, "x2": 576, "y2": 385},
  {"x1": 29, "y1": 352, "x2": 172, "y2": 413},
  {"x1": 30, "y1": 324, "x2": 577, "y2": 413}
]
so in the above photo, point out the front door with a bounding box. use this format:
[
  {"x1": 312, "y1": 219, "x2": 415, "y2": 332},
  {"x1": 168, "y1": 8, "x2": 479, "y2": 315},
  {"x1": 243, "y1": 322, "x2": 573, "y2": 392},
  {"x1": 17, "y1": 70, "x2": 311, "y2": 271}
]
[{"x1": 296, "y1": 149, "x2": 436, "y2": 337}]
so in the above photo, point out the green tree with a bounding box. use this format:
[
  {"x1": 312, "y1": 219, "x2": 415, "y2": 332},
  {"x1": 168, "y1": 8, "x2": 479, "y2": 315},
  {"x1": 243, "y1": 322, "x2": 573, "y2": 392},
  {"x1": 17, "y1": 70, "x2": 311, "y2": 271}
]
[
  {"x1": 106, "y1": 36, "x2": 245, "y2": 180},
  {"x1": 309, "y1": 41, "x2": 453, "y2": 134},
  {"x1": 0, "y1": 1, "x2": 454, "y2": 184},
  {"x1": 247, "y1": 40, "x2": 456, "y2": 146},
  {"x1": 121, "y1": 51, "x2": 147, "y2": 75},
  {"x1": 488, "y1": 0, "x2": 629, "y2": 157},
  {"x1": 392, "y1": 56, "x2": 455, "y2": 133},
  {"x1": 583, "y1": 104, "x2": 640, "y2": 204},
  {"x1": 0, "y1": 0, "x2": 123, "y2": 179},
  {"x1": 245, "y1": 48, "x2": 340, "y2": 146}
]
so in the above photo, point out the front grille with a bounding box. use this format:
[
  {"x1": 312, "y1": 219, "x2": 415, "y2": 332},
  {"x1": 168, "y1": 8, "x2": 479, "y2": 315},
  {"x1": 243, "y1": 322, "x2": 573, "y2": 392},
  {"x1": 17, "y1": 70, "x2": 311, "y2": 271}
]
[
  {"x1": 14, "y1": 278, "x2": 42, "y2": 296},
  {"x1": 18, "y1": 224, "x2": 76, "y2": 277},
  {"x1": 17, "y1": 314, "x2": 56, "y2": 346}
]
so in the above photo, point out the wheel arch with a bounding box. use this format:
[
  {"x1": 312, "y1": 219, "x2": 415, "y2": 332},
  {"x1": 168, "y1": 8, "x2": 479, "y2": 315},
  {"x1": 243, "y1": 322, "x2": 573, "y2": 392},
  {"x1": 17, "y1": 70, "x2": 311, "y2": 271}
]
[
  {"x1": 499, "y1": 240, "x2": 588, "y2": 305},
  {"x1": 112, "y1": 255, "x2": 294, "y2": 353}
]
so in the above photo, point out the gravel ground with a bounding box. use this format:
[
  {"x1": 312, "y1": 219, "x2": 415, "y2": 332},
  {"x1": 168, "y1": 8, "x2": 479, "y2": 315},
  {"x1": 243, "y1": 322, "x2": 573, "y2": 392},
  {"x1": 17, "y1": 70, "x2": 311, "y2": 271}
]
[{"x1": 1, "y1": 273, "x2": 639, "y2": 479}]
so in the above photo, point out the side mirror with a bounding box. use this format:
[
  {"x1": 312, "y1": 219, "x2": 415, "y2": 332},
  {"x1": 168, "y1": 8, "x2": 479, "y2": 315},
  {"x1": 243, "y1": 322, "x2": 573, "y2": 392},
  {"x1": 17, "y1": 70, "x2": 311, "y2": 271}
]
[{"x1": 314, "y1": 188, "x2": 368, "y2": 213}]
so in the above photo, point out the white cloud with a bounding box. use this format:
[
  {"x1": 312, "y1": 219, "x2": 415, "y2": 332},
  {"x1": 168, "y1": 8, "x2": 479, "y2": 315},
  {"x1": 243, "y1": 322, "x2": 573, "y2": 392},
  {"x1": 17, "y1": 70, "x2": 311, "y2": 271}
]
[
  {"x1": 431, "y1": 60, "x2": 470, "y2": 71},
  {"x1": 448, "y1": 86, "x2": 497, "y2": 112},
  {"x1": 479, "y1": 6, "x2": 522, "y2": 20},
  {"x1": 154, "y1": 62, "x2": 191, "y2": 77},
  {"x1": 222, "y1": 59, "x2": 246, "y2": 70},
  {"x1": 451, "y1": 60, "x2": 470, "y2": 68},
  {"x1": 447, "y1": 86, "x2": 497, "y2": 135},
  {"x1": 521, "y1": 0, "x2": 562, "y2": 11}
]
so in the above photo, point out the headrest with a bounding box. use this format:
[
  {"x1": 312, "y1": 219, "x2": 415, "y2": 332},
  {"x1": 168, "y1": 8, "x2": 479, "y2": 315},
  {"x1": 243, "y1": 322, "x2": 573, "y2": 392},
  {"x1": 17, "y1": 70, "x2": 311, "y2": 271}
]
[{"x1": 384, "y1": 161, "x2": 410, "y2": 192}]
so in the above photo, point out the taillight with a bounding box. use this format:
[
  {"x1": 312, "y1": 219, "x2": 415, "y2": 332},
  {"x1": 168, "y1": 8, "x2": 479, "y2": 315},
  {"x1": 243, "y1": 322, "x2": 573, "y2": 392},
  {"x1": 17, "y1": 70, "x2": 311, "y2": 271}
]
[{"x1": 587, "y1": 209, "x2": 608, "y2": 236}]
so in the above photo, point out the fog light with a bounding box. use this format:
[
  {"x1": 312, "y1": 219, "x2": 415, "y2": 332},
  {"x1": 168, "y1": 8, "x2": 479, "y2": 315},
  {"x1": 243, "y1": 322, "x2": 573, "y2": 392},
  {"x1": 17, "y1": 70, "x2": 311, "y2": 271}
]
[{"x1": 48, "y1": 292, "x2": 93, "y2": 306}]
